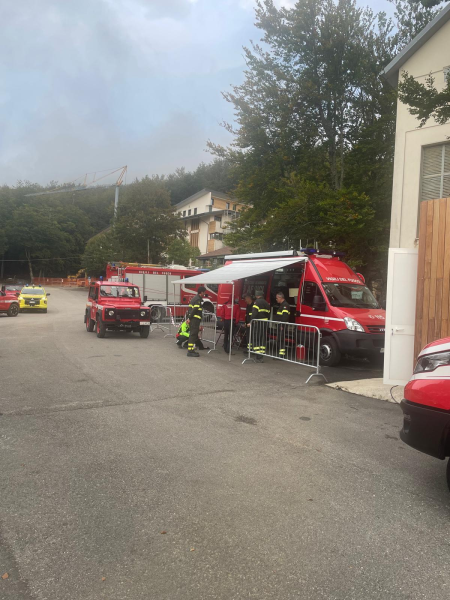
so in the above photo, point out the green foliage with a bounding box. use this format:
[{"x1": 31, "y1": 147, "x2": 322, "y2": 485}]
[
  {"x1": 114, "y1": 176, "x2": 183, "y2": 264},
  {"x1": 398, "y1": 71, "x2": 450, "y2": 126},
  {"x1": 82, "y1": 232, "x2": 119, "y2": 277},
  {"x1": 164, "y1": 159, "x2": 239, "y2": 205},
  {"x1": 166, "y1": 239, "x2": 200, "y2": 267},
  {"x1": 212, "y1": 0, "x2": 440, "y2": 288}
]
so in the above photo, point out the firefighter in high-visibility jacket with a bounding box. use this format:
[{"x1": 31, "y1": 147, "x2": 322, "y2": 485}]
[
  {"x1": 186, "y1": 286, "x2": 207, "y2": 357},
  {"x1": 275, "y1": 291, "x2": 290, "y2": 358},
  {"x1": 249, "y1": 290, "x2": 270, "y2": 361}
]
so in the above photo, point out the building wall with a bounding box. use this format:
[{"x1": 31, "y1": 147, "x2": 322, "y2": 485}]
[
  {"x1": 390, "y1": 20, "x2": 450, "y2": 249},
  {"x1": 174, "y1": 191, "x2": 245, "y2": 254}
]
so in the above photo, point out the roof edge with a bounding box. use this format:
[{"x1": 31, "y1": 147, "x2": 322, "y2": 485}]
[{"x1": 382, "y1": 2, "x2": 450, "y2": 87}]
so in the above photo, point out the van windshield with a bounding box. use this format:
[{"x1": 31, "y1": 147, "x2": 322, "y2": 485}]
[{"x1": 322, "y1": 283, "x2": 379, "y2": 309}]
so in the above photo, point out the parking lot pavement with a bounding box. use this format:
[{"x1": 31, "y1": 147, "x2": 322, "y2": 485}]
[{"x1": 1, "y1": 287, "x2": 449, "y2": 600}]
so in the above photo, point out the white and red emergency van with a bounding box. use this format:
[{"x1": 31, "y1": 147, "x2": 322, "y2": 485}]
[
  {"x1": 106, "y1": 262, "x2": 217, "y2": 317},
  {"x1": 400, "y1": 337, "x2": 450, "y2": 490},
  {"x1": 215, "y1": 249, "x2": 385, "y2": 366}
]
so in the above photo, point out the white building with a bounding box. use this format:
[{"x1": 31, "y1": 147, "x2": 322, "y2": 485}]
[
  {"x1": 382, "y1": 3, "x2": 450, "y2": 384},
  {"x1": 174, "y1": 189, "x2": 245, "y2": 255}
]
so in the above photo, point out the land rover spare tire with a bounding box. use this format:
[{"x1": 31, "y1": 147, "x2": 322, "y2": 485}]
[{"x1": 7, "y1": 303, "x2": 19, "y2": 317}]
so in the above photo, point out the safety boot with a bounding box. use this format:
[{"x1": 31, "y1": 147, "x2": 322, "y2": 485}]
[{"x1": 187, "y1": 350, "x2": 200, "y2": 357}]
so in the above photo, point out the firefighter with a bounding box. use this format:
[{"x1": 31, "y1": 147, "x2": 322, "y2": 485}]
[
  {"x1": 275, "y1": 291, "x2": 290, "y2": 358},
  {"x1": 250, "y1": 289, "x2": 270, "y2": 362},
  {"x1": 186, "y1": 286, "x2": 207, "y2": 357},
  {"x1": 242, "y1": 293, "x2": 254, "y2": 354},
  {"x1": 176, "y1": 320, "x2": 208, "y2": 350}
]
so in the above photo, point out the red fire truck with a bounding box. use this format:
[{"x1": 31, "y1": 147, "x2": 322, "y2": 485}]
[
  {"x1": 215, "y1": 250, "x2": 385, "y2": 366},
  {"x1": 400, "y1": 337, "x2": 450, "y2": 490},
  {"x1": 106, "y1": 262, "x2": 217, "y2": 317}
]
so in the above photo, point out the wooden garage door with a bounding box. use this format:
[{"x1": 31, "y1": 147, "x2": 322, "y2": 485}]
[{"x1": 415, "y1": 197, "x2": 450, "y2": 358}]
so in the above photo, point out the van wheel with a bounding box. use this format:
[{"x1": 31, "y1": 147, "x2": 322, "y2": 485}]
[
  {"x1": 203, "y1": 301, "x2": 214, "y2": 314},
  {"x1": 96, "y1": 317, "x2": 106, "y2": 338},
  {"x1": 320, "y1": 337, "x2": 341, "y2": 367},
  {"x1": 150, "y1": 306, "x2": 164, "y2": 322},
  {"x1": 446, "y1": 459, "x2": 450, "y2": 492},
  {"x1": 140, "y1": 325, "x2": 150, "y2": 338}
]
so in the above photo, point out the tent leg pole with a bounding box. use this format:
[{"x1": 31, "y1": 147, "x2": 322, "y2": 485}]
[{"x1": 229, "y1": 283, "x2": 234, "y2": 362}]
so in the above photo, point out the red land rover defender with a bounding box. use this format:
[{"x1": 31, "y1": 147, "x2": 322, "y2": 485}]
[{"x1": 84, "y1": 280, "x2": 151, "y2": 338}]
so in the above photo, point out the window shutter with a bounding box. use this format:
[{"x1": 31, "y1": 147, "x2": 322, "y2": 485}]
[{"x1": 420, "y1": 144, "x2": 450, "y2": 201}]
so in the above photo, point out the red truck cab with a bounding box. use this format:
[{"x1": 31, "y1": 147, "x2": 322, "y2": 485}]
[
  {"x1": 400, "y1": 337, "x2": 450, "y2": 489},
  {"x1": 216, "y1": 250, "x2": 385, "y2": 366},
  {"x1": 84, "y1": 280, "x2": 151, "y2": 338}
]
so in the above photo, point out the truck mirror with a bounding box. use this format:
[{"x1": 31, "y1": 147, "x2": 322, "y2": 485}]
[
  {"x1": 143, "y1": 296, "x2": 148, "y2": 302},
  {"x1": 312, "y1": 295, "x2": 326, "y2": 312}
]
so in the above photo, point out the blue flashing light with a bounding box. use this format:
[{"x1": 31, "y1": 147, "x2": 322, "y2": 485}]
[
  {"x1": 125, "y1": 277, "x2": 129, "y2": 283},
  {"x1": 301, "y1": 248, "x2": 318, "y2": 255},
  {"x1": 99, "y1": 276, "x2": 103, "y2": 281}
]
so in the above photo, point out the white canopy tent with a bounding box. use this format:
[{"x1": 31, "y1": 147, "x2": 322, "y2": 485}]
[
  {"x1": 172, "y1": 256, "x2": 307, "y2": 286},
  {"x1": 173, "y1": 256, "x2": 308, "y2": 361}
]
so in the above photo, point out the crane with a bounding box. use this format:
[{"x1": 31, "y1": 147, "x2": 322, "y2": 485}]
[{"x1": 25, "y1": 165, "x2": 127, "y2": 216}]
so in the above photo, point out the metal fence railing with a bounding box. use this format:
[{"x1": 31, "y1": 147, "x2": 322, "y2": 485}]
[
  {"x1": 200, "y1": 310, "x2": 217, "y2": 353},
  {"x1": 242, "y1": 319, "x2": 326, "y2": 384}
]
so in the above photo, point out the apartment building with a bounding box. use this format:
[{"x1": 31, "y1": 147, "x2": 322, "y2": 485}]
[{"x1": 174, "y1": 189, "x2": 245, "y2": 255}]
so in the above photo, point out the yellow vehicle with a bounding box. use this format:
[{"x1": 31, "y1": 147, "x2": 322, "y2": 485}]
[{"x1": 19, "y1": 285, "x2": 50, "y2": 313}]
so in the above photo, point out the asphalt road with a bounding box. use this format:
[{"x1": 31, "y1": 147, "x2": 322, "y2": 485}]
[{"x1": 1, "y1": 288, "x2": 449, "y2": 600}]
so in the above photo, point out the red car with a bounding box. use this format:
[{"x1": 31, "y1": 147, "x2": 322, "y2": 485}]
[
  {"x1": 1, "y1": 284, "x2": 21, "y2": 298},
  {"x1": 400, "y1": 336, "x2": 450, "y2": 490},
  {"x1": 0, "y1": 288, "x2": 20, "y2": 317}
]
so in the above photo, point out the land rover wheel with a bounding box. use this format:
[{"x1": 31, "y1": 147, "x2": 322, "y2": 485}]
[
  {"x1": 140, "y1": 325, "x2": 150, "y2": 338},
  {"x1": 319, "y1": 337, "x2": 341, "y2": 367},
  {"x1": 7, "y1": 303, "x2": 19, "y2": 317},
  {"x1": 85, "y1": 312, "x2": 95, "y2": 332},
  {"x1": 96, "y1": 316, "x2": 106, "y2": 338}
]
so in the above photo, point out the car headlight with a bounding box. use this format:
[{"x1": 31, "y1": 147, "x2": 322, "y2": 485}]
[
  {"x1": 108, "y1": 310, "x2": 115, "y2": 316},
  {"x1": 414, "y1": 351, "x2": 450, "y2": 373},
  {"x1": 140, "y1": 310, "x2": 146, "y2": 317},
  {"x1": 344, "y1": 317, "x2": 365, "y2": 332}
]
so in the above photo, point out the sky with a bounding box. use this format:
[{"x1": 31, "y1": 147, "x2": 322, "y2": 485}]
[{"x1": 0, "y1": 0, "x2": 392, "y2": 187}]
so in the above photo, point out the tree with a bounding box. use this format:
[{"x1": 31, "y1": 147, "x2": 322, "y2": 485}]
[
  {"x1": 398, "y1": 70, "x2": 450, "y2": 126},
  {"x1": 82, "y1": 232, "x2": 120, "y2": 277},
  {"x1": 166, "y1": 239, "x2": 200, "y2": 267},
  {"x1": 211, "y1": 0, "x2": 440, "y2": 289},
  {"x1": 114, "y1": 176, "x2": 183, "y2": 264},
  {"x1": 5, "y1": 205, "x2": 72, "y2": 280}
]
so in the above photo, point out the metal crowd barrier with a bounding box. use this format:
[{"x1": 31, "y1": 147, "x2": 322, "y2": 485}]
[
  {"x1": 148, "y1": 304, "x2": 189, "y2": 336},
  {"x1": 199, "y1": 310, "x2": 217, "y2": 353},
  {"x1": 242, "y1": 319, "x2": 327, "y2": 384}
]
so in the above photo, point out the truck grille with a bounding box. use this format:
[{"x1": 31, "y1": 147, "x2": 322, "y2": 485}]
[
  {"x1": 115, "y1": 309, "x2": 141, "y2": 321},
  {"x1": 368, "y1": 326, "x2": 385, "y2": 334}
]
